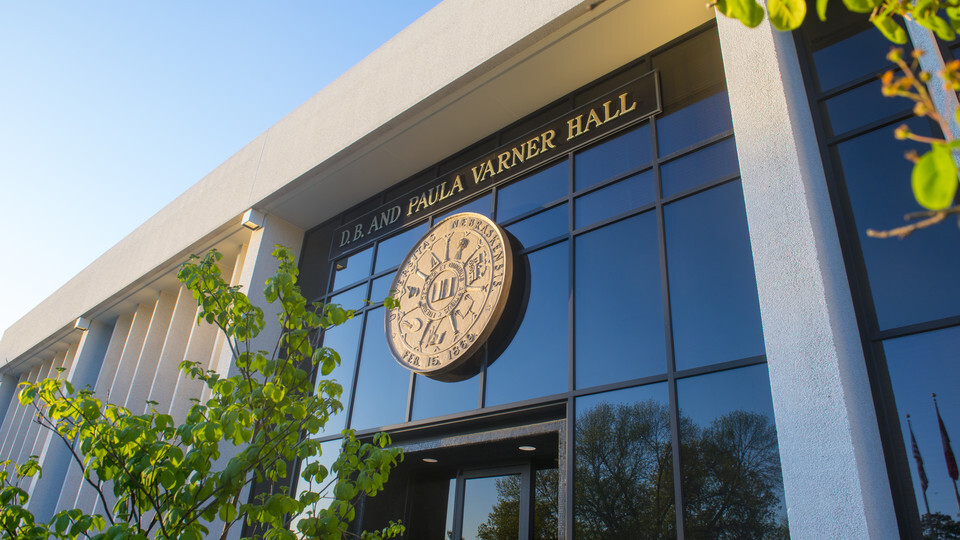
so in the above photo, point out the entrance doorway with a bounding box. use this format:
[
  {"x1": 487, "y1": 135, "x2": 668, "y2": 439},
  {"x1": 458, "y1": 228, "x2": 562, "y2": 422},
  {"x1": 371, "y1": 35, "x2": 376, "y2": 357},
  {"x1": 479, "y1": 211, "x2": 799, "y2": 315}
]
[{"x1": 357, "y1": 422, "x2": 562, "y2": 539}]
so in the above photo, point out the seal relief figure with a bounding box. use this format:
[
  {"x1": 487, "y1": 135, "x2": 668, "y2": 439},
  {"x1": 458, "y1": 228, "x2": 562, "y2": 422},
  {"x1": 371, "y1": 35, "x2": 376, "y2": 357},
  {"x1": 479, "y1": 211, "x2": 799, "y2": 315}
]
[{"x1": 385, "y1": 212, "x2": 513, "y2": 381}]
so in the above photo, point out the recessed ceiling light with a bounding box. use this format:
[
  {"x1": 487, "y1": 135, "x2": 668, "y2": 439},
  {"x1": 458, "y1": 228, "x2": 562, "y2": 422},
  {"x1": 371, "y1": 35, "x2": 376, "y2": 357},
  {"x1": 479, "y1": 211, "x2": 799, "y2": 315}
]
[
  {"x1": 518, "y1": 445, "x2": 536, "y2": 452},
  {"x1": 422, "y1": 457, "x2": 439, "y2": 463}
]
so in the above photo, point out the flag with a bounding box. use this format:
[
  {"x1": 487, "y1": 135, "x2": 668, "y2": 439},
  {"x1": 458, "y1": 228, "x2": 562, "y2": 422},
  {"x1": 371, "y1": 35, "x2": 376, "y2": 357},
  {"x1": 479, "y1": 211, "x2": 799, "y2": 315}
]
[
  {"x1": 934, "y1": 395, "x2": 959, "y2": 481},
  {"x1": 909, "y1": 416, "x2": 929, "y2": 492}
]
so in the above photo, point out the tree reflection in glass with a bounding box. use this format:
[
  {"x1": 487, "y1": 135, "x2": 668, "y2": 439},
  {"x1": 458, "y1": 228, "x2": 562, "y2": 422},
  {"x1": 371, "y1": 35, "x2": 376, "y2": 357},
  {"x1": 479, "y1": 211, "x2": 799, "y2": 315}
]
[
  {"x1": 680, "y1": 410, "x2": 787, "y2": 539},
  {"x1": 474, "y1": 469, "x2": 559, "y2": 540},
  {"x1": 575, "y1": 397, "x2": 675, "y2": 539},
  {"x1": 571, "y1": 378, "x2": 788, "y2": 539},
  {"x1": 679, "y1": 365, "x2": 789, "y2": 539}
]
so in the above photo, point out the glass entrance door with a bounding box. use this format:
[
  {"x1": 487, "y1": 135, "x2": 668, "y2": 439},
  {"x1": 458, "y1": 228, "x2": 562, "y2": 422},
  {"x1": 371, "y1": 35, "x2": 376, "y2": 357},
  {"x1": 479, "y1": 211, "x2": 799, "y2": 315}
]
[
  {"x1": 450, "y1": 465, "x2": 531, "y2": 540},
  {"x1": 356, "y1": 429, "x2": 561, "y2": 539}
]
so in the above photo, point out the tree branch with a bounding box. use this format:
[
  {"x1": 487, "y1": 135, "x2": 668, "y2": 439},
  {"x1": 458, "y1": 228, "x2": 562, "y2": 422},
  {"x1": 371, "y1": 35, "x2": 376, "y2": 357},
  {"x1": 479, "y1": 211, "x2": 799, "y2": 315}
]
[{"x1": 866, "y1": 207, "x2": 960, "y2": 238}]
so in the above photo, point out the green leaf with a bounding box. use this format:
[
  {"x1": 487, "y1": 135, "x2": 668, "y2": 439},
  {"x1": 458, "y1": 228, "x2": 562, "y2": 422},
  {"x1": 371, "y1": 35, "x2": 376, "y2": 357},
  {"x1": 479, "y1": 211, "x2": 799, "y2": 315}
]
[
  {"x1": 54, "y1": 513, "x2": 69, "y2": 534},
  {"x1": 912, "y1": 144, "x2": 959, "y2": 210},
  {"x1": 872, "y1": 12, "x2": 908, "y2": 44},
  {"x1": 920, "y1": 13, "x2": 957, "y2": 41},
  {"x1": 947, "y1": 7, "x2": 960, "y2": 33},
  {"x1": 218, "y1": 503, "x2": 238, "y2": 523},
  {"x1": 767, "y1": 0, "x2": 807, "y2": 30},
  {"x1": 817, "y1": 0, "x2": 828, "y2": 20},
  {"x1": 715, "y1": 0, "x2": 766, "y2": 27},
  {"x1": 333, "y1": 481, "x2": 358, "y2": 501},
  {"x1": 841, "y1": 0, "x2": 881, "y2": 13}
]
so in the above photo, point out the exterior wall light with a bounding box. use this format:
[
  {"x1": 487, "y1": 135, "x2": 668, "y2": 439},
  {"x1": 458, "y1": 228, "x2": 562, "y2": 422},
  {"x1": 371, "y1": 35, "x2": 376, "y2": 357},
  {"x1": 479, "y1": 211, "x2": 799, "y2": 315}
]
[
  {"x1": 74, "y1": 317, "x2": 90, "y2": 332},
  {"x1": 241, "y1": 209, "x2": 265, "y2": 231}
]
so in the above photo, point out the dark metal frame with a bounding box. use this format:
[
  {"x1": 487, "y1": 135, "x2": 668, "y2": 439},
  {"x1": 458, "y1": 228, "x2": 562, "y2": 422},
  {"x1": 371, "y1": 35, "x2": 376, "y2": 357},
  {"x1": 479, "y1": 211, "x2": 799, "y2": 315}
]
[{"x1": 299, "y1": 22, "x2": 773, "y2": 539}]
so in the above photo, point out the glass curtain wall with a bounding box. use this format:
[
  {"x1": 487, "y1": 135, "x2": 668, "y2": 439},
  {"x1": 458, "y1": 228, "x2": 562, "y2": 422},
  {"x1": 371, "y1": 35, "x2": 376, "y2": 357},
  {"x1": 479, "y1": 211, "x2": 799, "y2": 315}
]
[{"x1": 297, "y1": 23, "x2": 789, "y2": 539}]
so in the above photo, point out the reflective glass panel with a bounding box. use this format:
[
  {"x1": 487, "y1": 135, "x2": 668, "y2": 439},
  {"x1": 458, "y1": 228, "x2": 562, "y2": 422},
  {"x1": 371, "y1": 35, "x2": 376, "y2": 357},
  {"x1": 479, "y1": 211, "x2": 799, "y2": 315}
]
[
  {"x1": 411, "y1": 373, "x2": 480, "y2": 421},
  {"x1": 665, "y1": 181, "x2": 765, "y2": 370},
  {"x1": 661, "y1": 138, "x2": 739, "y2": 198},
  {"x1": 812, "y1": 27, "x2": 895, "y2": 91},
  {"x1": 329, "y1": 284, "x2": 366, "y2": 313},
  {"x1": 497, "y1": 161, "x2": 569, "y2": 222},
  {"x1": 506, "y1": 204, "x2": 568, "y2": 249},
  {"x1": 535, "y1": 467, "x2": 560, "y2": 539},
  {"x1": 375, "y1": 223, "x2": 428, "y2": 272},
  {"x1": 299, "y1": 225, "x2": 334, "y2": 302},
  {"x1": 485, "y1": 243, "x2": 569, "y2": 406},
  {"x1": 445, "y1": 480, "x2": 457, "y2": 539},
  {"x1": 462, "y1": 474, "x2": 520, "y2": 539},
  {"x1": 575, "y1": 383, "x2": 673, "y2": 539},
  {"x1": 435, "y1": 194, "x2": 493, "y2": 222},
  {"x1": 575, "y1": 171, "x2": 654, "y2": 229},
  {"x1": 823, "y1": 79, "x2": 911, "y2": 136},
  {"x1": 332, "y1": 247, "x2": 372, "y2": 292},
  {"x1": 350, "y1": 308, "x2": 410, "y2": 430},
  {"x1": 884, "y1": 326, "x2": 960, "y2": 520},
  {"x1": 294, "y1": 438, "x2": 340, "y2": 500},
  {"x1": 574, "y1": 124, "x2": 652, "y2": 191},
  {"x1": 292, "y1": 438, "x2": 342, "y2": 530},
  {"x1": 656, "y1": 91, "x2": 733, "y2": 157},
  {"x1": 834, "y1": 118, "x2": 960, "y2": 329},
  {"x1": 677, "y1": 364, "x2": 788, "y2": 538},
  {"x1": 319, "y1": 316, "x2": 363, "y2": 434},
  {"x1": 369, "y1": 273, "x2": 395, "y2": 305},
  {"x1": 575, "y1": 213, "x2": 665, "y2": 389}
]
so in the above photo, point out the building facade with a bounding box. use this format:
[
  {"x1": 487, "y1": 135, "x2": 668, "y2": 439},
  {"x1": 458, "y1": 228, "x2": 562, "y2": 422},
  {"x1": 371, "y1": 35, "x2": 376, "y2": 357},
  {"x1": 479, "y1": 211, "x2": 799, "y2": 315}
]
[{"x1": 1, "y1": 2, "x2": 957, "y2": 538}]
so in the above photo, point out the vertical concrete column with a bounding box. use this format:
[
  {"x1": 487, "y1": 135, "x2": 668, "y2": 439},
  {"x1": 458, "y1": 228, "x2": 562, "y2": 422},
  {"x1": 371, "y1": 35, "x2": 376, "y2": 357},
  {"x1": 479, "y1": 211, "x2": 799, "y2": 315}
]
[
  {"x1": 125, "y1": 290, "x2": 178, "y2": 412},
  {"x1": 8, "y1": 358, "x2": 55, "y2": 465},
  {"x1": 168, "y1": 244, "x2": 239, "y2": 421},
  {"x1": 208, "y1": 215, "x2": 305, "y2": 378},
  {"x1": 0, "y1": 373, "x2": 18, "y2": 436},
  {"x1": 904, "y1": 21, "x2": 960, "y2": 141},
  {"x1": 205, "y1": 215, "x2": 303, "y2": 540},
  {"x1": 61, "y1": 315, "x2": 132, "y2": 513},
  {"x1": 108, "y1": 302, "x2": 155, "y2": 407},
  {"x1": 148, "y1": 286, "x2": 203, "y2": 413},
  {"x1": 30, "y1": 319, "x2": 114, "y2": 520},
  {"x1": 0, "y1": 367, "x2": 36, "y2": 460},
  {"x1": 203, "y1": 246, "x2": 248, "y2": 400},
  {"x1": 168, "y1": 307, "x2": 219, "y2": 422},
  {"x1": 25, "y1": 346, "x2": 75, "y2": 468},
  {"x1": 716, "y1": 14, "x2": 898, "y2": 539}
]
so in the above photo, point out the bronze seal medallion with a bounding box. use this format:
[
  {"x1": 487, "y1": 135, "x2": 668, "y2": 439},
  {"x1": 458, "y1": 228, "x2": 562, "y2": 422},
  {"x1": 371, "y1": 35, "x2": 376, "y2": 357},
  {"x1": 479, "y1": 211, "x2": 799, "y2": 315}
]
[{"x1": 385, "y1": 212, "x2": 513, "y2": 380}]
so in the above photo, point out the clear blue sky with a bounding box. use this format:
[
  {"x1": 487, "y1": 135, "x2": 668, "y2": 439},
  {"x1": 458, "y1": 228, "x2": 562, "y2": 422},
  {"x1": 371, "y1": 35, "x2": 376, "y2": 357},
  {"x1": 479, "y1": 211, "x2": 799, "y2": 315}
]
[{"x1": 0, "y1": 1, "x2": 441, "y2": 337}]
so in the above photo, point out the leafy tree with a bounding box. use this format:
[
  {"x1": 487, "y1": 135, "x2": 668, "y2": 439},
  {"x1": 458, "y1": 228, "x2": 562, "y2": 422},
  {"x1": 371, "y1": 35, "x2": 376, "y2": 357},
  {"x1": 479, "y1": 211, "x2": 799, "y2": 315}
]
[
  {"x1": 4, "y1": 246, "x2": 403, "y2": 539},
  {"x1": 921, "y1": 511, "x2": 960, "y2": 539},
  {"x1": 715, "y1": 0, "x2": 960, "y2": 239}
]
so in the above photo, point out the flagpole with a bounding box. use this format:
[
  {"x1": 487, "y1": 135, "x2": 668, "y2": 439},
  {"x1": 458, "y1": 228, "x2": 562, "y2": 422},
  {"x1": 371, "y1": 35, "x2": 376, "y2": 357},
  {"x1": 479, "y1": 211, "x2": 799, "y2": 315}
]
[
  {"x1": 933, "y1": 394, "x2": 960, "y2": 515},
  {"x1": 908, "y1": 414, "x2": 932, "y2": 517}
]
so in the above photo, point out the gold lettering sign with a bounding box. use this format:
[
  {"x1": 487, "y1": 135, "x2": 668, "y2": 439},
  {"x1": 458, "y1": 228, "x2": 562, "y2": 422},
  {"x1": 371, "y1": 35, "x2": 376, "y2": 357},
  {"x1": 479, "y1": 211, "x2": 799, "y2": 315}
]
[
  {"x1": 385, "y1": 213, "x2": 513, "y2": 380},
  {"x1": 331, "y1": 71, "x2": 660, "y2": 259}
]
